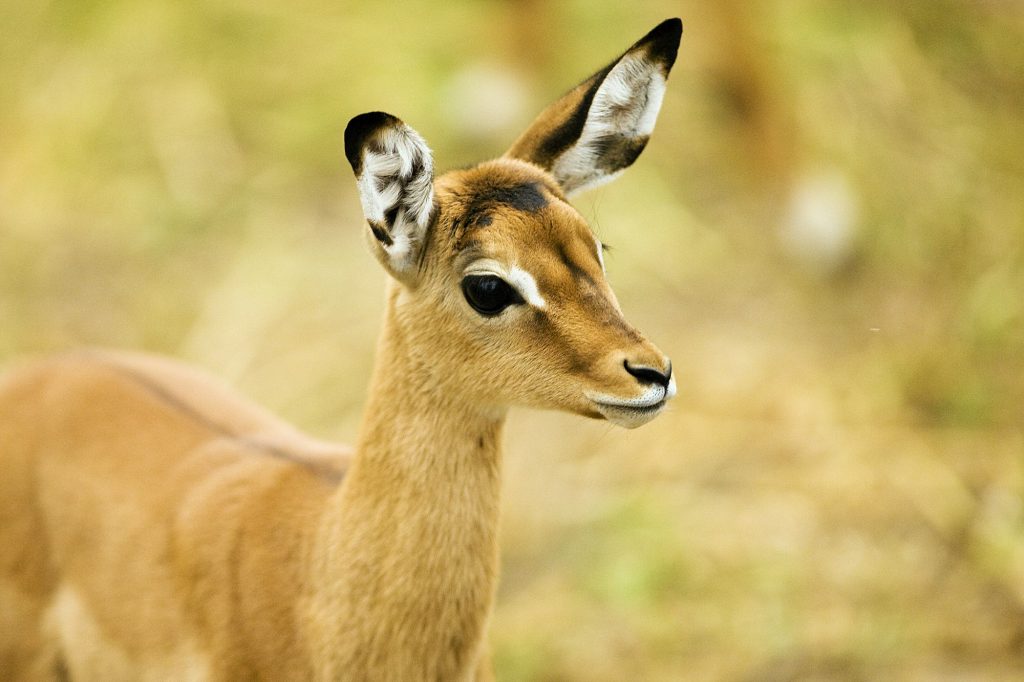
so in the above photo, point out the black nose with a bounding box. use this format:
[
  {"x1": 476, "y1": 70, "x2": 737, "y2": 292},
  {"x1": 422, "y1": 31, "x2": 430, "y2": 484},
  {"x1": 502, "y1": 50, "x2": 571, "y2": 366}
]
[{"x1": 624, "y1": 360, "x2": 672, "y2": 388}]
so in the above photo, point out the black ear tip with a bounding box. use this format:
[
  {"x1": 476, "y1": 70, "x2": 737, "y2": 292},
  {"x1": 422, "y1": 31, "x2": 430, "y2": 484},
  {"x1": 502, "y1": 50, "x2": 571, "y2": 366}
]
[
  {"x1": 640, "y1": 18, "x2": 683, "y2": 71},
  {"x1": 652, "y1": 17, "x2": 683, "y2": 39},
  {"x1": 344, "y1": 111, "x2": 401, "y2": 173}
]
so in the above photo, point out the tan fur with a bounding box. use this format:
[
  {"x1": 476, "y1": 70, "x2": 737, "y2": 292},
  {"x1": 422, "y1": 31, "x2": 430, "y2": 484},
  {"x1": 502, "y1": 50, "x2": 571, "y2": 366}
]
[{"x1": 0, "y1": 20, "x2": 681, "y2": 681}]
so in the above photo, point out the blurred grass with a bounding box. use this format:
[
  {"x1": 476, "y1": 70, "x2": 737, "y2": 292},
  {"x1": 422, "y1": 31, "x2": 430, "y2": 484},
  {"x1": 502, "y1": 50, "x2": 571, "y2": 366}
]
[{"x1": 2, "y1": 0, "x2": 1024, "y2": 679}]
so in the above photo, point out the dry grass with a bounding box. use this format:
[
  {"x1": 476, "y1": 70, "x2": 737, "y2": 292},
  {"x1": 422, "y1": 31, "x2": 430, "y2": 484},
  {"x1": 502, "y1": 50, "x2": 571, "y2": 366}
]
[{"x1": 1, "y1": 0, "x2": 1022, "y2": 679}]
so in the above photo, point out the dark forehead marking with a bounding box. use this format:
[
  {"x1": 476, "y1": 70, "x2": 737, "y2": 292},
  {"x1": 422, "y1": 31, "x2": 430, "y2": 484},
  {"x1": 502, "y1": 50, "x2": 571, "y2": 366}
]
[
  {"x1": 483, "y1": 181, "x2": 548, "y2": 212},
  {"x1": 459, "y1": 181, "x2": 549, "y2": 230}
]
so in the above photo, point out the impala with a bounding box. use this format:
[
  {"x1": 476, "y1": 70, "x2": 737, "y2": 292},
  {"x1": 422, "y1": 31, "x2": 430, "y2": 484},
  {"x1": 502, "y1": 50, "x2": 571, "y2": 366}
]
[{"x1": 0, "y1": 18, "x2": 682, "y2": 681}]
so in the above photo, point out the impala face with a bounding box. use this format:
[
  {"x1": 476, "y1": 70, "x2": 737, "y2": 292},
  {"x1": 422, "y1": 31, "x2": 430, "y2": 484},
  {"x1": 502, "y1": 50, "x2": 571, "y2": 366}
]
[
  {"x1": 345, "y1": 19, "x2": 683, "y2": 428},
  {"x1": 421, "y1": 161, "x2": 675, "y2": 428}
]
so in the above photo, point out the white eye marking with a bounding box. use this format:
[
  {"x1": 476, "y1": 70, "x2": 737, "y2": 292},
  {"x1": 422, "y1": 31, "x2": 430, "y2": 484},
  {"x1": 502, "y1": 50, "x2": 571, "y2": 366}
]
[
  {"x1": 464, "y1": 260, "x2": 546, "y2": 310},
  {"x1": 595, "y1": 238, "x2": 606, "y2": 273},
  {"x1": 508, "y1": 266, "x2": 546, "y2": 309}
]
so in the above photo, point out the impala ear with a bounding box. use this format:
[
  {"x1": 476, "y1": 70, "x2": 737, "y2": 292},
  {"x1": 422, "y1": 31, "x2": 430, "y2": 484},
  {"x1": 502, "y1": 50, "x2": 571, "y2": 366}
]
[
  {"x1": 345, "y1": 112, "x2": 435, "y2": 283},
  {"x1": 505, "y1": 18, "x2": 682, "y2": 196}
]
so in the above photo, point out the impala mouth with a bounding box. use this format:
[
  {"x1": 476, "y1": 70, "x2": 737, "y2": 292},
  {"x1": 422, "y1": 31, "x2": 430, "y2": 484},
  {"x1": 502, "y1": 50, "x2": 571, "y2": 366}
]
[
  {"x1": 586, "y1": 379, "x2": 675, "y2": 428},
  {"x1": 591, "y1": 400, "x2": 667, "y2": 429},
  {"x1": 595, "y1": 398, "x2": 668, "y2": 412}
]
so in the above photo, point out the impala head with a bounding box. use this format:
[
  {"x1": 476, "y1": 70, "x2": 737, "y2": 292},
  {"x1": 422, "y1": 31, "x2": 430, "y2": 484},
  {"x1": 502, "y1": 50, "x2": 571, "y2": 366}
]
[{"x1": 345, "y1": 19, "x2": 681, "y2": 428}]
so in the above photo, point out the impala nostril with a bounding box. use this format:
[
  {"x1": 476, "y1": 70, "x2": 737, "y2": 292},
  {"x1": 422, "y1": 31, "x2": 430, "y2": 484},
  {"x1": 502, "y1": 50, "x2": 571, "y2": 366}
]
[{"x1": 623, "y1": 360, "x2": 672, "y2": 388}]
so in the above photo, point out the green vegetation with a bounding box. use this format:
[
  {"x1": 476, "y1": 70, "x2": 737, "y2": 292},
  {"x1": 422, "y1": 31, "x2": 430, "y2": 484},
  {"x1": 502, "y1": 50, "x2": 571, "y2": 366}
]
[{"x1": 2, "y1": 1, "x2": 1022, "y2": 679}]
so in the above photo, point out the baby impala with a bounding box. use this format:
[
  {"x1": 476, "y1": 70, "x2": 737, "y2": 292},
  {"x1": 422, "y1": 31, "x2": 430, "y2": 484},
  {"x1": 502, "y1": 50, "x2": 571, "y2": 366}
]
[{"x1": 0, "y1": 18, "x2": 682, "y2": 681}]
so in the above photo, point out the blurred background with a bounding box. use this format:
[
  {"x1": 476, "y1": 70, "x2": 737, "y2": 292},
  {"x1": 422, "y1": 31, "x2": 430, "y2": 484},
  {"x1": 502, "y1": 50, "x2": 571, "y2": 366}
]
[{"x1": 2, "y1": 0, "x2": 1023, "y2": 679}]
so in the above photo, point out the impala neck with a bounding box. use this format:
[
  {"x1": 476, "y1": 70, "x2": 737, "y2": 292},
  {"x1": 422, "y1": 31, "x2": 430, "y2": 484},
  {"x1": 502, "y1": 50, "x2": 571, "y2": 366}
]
[{"x1": 308, "y1": 283, "x2": 505, "y2": 679}]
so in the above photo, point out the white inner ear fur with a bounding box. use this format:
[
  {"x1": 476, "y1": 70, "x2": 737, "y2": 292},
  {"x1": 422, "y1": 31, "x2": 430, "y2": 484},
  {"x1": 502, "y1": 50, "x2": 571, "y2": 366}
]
[
  {"x1": 465, "y1": 260, "x2": 547, "y2": 309},
  {"x1": 356, "y1": 125, "x2": 435, "y2": 272},
  {"x1": 552, "y1": 53, "x2": 667, "y2": 196}
]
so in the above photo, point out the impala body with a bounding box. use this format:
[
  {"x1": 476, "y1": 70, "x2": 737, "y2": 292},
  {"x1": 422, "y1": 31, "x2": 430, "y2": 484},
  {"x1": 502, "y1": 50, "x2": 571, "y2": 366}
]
[{"x1": 0, "y1": 19, "x2": 682, "y2": 681}]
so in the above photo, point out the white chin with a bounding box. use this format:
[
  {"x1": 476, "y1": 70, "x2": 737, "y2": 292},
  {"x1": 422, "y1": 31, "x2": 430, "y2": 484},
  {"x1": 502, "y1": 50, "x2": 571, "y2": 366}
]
[{"x1": 595, "y1": 402, "x2": 667, "y2": 429}]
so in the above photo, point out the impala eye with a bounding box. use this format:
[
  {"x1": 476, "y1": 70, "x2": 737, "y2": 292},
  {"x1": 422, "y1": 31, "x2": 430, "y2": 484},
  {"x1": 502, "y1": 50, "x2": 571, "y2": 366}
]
[{"x1": 461, "y1": 275, "x2": 524, "y2": 316}]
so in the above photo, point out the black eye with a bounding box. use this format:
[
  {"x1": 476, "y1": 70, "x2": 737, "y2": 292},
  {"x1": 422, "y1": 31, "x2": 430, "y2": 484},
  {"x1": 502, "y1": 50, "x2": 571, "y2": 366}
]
[{"x1": 461, "y1": 275, "x2": 524, "y2": 316}]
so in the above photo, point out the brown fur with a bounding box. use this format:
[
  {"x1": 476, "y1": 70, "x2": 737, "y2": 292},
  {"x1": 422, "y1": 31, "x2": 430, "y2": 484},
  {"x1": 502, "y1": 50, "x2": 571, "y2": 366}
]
[{"x1": 0, "y1": 19, "x2": 681, "y2": 681}]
